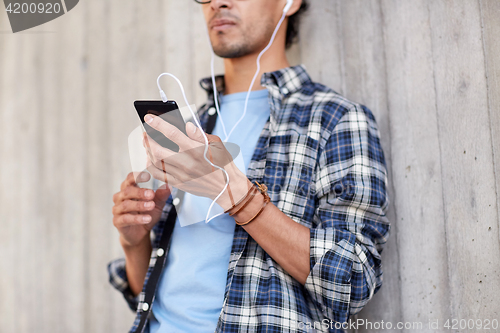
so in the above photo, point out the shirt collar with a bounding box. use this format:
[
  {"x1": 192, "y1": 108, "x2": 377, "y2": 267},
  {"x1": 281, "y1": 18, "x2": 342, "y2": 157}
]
[
  {"x1": 260, "y1": 64, "x2": 311, "y2": 96},
  {"x1": 199, "y1": 64, "x2": 311, "y2": 99}
]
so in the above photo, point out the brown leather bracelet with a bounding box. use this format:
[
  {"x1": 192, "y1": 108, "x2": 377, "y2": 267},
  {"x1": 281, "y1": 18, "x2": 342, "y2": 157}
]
[
  {"x1": 226, "y1": 182, "x2": 235, "y2": 208},
  {"x1": 229, "y1": 186, "x2": 258, "y2": 216},
  {"x1": 223, "y1": 181, "x2": 254, "y2": 214},
  {"x1": 234, "y1": 193, "x2": 270, "y2": 226}
]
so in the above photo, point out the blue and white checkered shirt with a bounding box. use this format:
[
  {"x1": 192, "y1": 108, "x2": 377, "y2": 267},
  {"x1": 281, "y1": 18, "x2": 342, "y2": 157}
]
[{"x1": 108, "y1": 65, "x2": 390, "y2": 333}]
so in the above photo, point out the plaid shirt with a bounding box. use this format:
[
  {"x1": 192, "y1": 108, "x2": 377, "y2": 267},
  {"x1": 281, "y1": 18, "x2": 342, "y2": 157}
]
[{"x1": 108, "y1": 65, "x2": 390, "y2": 333}]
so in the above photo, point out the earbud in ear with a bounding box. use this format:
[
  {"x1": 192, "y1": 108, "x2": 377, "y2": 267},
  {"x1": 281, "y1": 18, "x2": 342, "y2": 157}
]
[{"x1": 283, "y1": 0, "x2": 293, "y2": 14}]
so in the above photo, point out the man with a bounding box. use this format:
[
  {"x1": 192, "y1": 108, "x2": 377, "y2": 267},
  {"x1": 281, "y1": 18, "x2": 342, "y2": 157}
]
[{"x1": 108, "y1": 0, "x2": 390, "y2": 332}]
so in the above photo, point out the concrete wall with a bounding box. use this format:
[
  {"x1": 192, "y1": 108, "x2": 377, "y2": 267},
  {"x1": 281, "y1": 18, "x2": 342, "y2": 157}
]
[{"x1": 0, "y1": 0, "x2": 498, "y2": 332}]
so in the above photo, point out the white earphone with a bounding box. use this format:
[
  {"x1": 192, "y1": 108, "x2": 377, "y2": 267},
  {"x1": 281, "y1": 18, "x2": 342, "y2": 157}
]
[
  {"x1": 283, "y1": 0, "x2": 293, "y2": 14},
  {"x1": 156, "y1": 0, "x2": 294, "y2": 224}
]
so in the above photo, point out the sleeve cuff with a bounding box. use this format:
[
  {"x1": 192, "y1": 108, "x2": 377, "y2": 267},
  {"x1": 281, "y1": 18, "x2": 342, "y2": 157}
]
[
  {"x1": 107, "y1": 258, "x2": 140, "y2": 312},
  {"x1": 303, "y1": 228, "x2": 354, "y2": 323}
]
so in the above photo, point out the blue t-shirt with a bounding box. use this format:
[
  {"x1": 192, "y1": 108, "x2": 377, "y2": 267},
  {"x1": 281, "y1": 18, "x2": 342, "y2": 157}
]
[{"x1": 147, "y1": 89, "x2": 270, "y2": 333}]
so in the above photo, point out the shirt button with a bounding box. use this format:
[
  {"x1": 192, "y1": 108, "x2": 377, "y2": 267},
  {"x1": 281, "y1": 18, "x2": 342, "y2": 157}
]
[
  {"x1": 172, "y1": 197, "x2": 180, "y2": 206},
  {"x1": 334, "y1": 183, "x2": 344, "y2": 195},
  {"x1": 282, "y1": 88, "x2": 289, "y2": 95},
  {"x1": 142, "y1": 302, "x2": 149, "y2": 311},
  {"x1": 208, "y1": 107, "x2": 216, "y2": 116},
  {"x1": 157, "y1": 248, "x2": 164, "y2": 257}
]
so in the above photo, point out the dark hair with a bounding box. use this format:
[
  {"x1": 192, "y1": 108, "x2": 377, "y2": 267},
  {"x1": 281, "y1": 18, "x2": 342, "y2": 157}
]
[{"x1": 285, "y1": 0, "x2": 309, "y2": 49}]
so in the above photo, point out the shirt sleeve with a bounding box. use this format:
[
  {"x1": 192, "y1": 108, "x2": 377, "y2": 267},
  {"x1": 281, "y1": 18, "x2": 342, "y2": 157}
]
[
  {"x1": 304, "y1": 105, "x2": 391, "y2": 324},
  {"x1": 107, "y1": 257, "x2": 140, "y2": 312}
]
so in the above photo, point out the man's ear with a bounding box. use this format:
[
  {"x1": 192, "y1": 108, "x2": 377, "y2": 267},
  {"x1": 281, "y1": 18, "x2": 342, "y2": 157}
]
[{"x1": 286, "y1": 0, "x2": 303, "y2": 17}]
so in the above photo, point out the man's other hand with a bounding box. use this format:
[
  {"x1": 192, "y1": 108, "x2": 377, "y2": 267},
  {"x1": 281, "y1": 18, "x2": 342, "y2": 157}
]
[{"x1": 112, "y1": 172, "x2": 170, "y2": 248}]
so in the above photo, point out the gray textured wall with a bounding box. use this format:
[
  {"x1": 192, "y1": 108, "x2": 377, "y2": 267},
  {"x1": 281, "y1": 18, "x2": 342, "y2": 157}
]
[{"x1": 0, "y1": 1, "x2": 499, "y2": 332}]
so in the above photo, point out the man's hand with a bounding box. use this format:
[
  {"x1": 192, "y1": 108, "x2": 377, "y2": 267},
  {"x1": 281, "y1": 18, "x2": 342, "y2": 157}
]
[
  {"x1": 142, "y1": 115, "x2": 250, "y2": 212},
  {"x1": 112, "y1": 172, "x2": 171, "y2": 248}
]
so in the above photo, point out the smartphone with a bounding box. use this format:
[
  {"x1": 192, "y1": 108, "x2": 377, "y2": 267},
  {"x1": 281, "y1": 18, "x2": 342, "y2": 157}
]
[{"x1": 134, "y1": 100, "x2": 187, "y2": 152}]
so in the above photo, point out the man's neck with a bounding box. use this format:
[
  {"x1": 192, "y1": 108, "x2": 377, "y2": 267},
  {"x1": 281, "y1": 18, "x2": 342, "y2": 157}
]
[{"x1": 223, "y1": 48, "x2": 290, "y2": 95}]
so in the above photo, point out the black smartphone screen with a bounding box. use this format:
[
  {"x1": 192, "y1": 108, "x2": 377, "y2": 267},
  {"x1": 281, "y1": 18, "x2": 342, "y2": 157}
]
[{"x1": 134, "y1": 100, "x2": 187, "y2": 152}]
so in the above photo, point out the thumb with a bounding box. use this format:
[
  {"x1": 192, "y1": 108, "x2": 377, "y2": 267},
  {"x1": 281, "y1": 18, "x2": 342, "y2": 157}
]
[
  {"x1": 154, "y1": 183, "x2": 171, "y2": 205},
  {"x1": 146, "y1": 184, "x2": 171, "y2": 227},
  {"x1": 186, "y1": 122, "x2": 222, "y2": 144},
  {"x1": 186, "y1": 122, "x2": 206, "y2": 143}
]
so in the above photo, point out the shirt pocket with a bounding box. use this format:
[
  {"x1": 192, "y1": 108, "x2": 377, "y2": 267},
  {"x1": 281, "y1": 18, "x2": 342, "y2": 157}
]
[{"x1": 267, "y1": 134, "x2": 318, "y2": 224}]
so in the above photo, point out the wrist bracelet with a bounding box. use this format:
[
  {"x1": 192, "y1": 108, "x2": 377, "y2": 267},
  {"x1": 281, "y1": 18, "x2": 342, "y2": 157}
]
[
  {"x1": 229, "y1": 186, "x2": 258, "y2": 216},
  {"x1": 223, "y1": 181, "x2": 253, "y2": 214},
  {"x1": 234, "y1": 191, "x2": 270, "y2": 226},
  {"x1": 226, "y1": 182, "x2": 235, "y2": 208}
]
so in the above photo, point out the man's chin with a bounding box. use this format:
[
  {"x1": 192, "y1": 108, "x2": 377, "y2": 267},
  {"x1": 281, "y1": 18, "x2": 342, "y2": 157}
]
[
  {"x1": 213, "y1": 46, "x2": 250, "y2": 59},
  {"x1": 215, "y1": 51, "x2": 245, "y2": 59}
]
